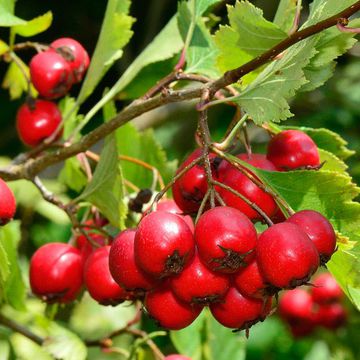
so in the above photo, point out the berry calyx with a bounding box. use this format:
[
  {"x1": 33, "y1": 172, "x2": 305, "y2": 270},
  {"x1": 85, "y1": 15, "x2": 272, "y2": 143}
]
[
  {"x1": 256, "y1": 222, "x2": 320, "y2": 289},
  {"x1": 287, "y1": 210, "x2": 336, "y2": 264},
  {"x1": 171, "y1": 252, "x2": 230, "y2": 305},
  {"x1": 51, "y1": 37, "x2": 90, "y2": 83},
  {"x1": 210, "y1": 287, "x2": 272, "y2": 331},
  {"x1": 84, "y1": 246, "x2": 133, "y2": 305},
  {"x1": 311, "y1": 273, "x2": 343, "y2": 304},
  {"x1": 134, "y1": 211, "x2": 195, "y2": 278},
  {"x1": 216, "y1": 154, "x2": 278, "y2": 221},
  {"x1": 267, "y1": 130, "x2": 320, "y2": 170},
  {"x1": 16, "y1": 100, "x2": 62, "y2": 147},
  {"x1": 29, "y1": 243, "x2": 83, "y2": 303},
  {"x1": 195, "y1": 206, "x2": 257, "y2": 273},
  {"x1": 109, "y1": 229, "x2": 158, "y2": 295},
  {"x1": 144, "y1": 284, "x2": 202, "y2": 330},
  {"x1": 30, "y1": 50, "x2": 73, "y2": 99},
  {"x1": 0, "y1": 178, "x2": 16, "y2": 225}
]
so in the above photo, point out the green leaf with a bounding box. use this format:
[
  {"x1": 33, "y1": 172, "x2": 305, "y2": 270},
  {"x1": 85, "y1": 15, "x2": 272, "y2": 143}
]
[
  {"x1": 214, "y1": 1, "x2": 287, "y2": 83},
  {"x1": 115, "y1": 123, "x2": 177, "y2": 190},
  {"x1": 12, "y1": 11, "x2": 52, "y2": 37},
  {"x1": 81, "y1": 15, "x2": 183, "y2": 125},
  {"x1": 318, "y1": 148, "x2": 347, "y2": 173},
  {"x1": 0, "y1": 0, "x2": 26, "y2": 27},
  {"x1": 11, "y1": 334, "x2": 52, "y2": 360},
  {"x1": 0, "y1": 40, "x2": 9, "y2": 56},
  {"x1": 0, "y1": 340, "x2": 10, "y2": 360},
  {"x1": 42, "y1": 324, "x2": 87, "y2": 360},
  {"x1": 59, "y1": 158, "x2": 87, "y2": 193},
  {"x1": 273, "y1": 0, "x2": 297, "y2": 33},
  {"x1": 212, "y1": 38, "x2": 317, "y2": 124},
  {"x1": 77, "y1": 135, "x2": 127, "y2": 229},
  {"x1": 77, "y1": 0, "x2": 135, "y2": 104},
  {"x1": 0, "y1": 221, "x2": 26, "y2": 310},
  {"x1": 58, "y1": 96, "x2": 82, "y2": 140},
  {"x1": 194, "y1": 0, "x2": 220, "y2": 16},
  {"x1": 0, "y1": 242, "x2": 9, "y2": 301},
  {"x1": 2, "y1": 56, "x2": 36, "y2": 100}
]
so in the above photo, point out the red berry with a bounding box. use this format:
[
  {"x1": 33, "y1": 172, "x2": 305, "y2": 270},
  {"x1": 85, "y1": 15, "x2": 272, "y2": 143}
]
[
  {"x1": 50, "y1": 38, "x2": 90, "y2": 83},
  {"x1": 210, "y1": 287, "x2": 272, "y2": 331},
  {"x1": 134, "y1": 211, "x2": 195, "y2": 278},
  {"x1": 233, "y1": 259, "x2": 270, "y2": 299},
  {"x1": 144, "y1": 284, "x2": 202, "y2": 330},
  {"x1": 172, "y1": 149, "x2": 219, "y2": 214},
  {"x1": 171, "y1": 252, "x2": 230, "y2": 305},
  {"x1": 287, "y1": 210, "x2": 336, "y2": 264},
  {"x1": 217, "y1": 154, "x2": 278, "y2": 221},
  {"x1": 279, "y1": 289, "x2": 315, "y2": 322},
  {"x1": 0, "y1": 178, "x2": 16, "y2": 225},
  {"x1": 316, "y1": 303, "x2": 346, "y2": 329},
  {"x1": 267, "y1": 130, "x2": 320, "y2": 170},
  {"x1": 195, "y1": 206, "x2": 257, "y2": 273},
  {"x1": 311, "y1": 273, "x2": 343, "y2": 304},
  {"x1": 109, "y1": 229, "x2": 158, "y2": 295},
  {"x1": 84, "y1": 246, "x2": 132, "y2": 305},
  {"x1": 257, "y1": 223, "x2": 319, "y2": 289},
  {"x1": 30, "y1": 50, "x2": 72, "y2": 99},
  {"x1": 16, "y1": 100, "x2": 62, "y2": 147},
  {"x1": 165, "y1": 355, "x2": 192, "y2": 360},
  {"x1": 289, "y1": 322, "x2": 316, "y2": 338},
  {"x1": 30, "y1": 243, "x2": 83, "y2": 303}
]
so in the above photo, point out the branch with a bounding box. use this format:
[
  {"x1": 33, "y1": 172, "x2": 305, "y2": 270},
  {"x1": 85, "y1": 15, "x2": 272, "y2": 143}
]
[{"x1": 0, "y1": 2, "x2": 359, "y2": 181}]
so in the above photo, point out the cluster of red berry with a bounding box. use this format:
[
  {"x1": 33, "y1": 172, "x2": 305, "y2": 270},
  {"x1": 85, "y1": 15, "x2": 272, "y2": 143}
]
[
  {"x1": 279, "y1": 273, "x2": 346, "y2": 337},
  {"x1": 16, "y1": 38, "x2": 89, "y2": 147}
]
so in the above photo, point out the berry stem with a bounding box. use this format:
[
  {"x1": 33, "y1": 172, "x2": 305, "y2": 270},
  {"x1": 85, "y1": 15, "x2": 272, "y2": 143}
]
[
  {"x1": 288, "y1": 0, "x2": 302, "y2": 35},
  {"x1": 195, "y1": 189, "x2": 211, "y2": 224}
]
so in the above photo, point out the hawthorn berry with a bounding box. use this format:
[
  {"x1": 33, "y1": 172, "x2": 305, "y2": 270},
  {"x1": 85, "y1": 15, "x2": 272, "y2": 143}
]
[
  {"x1": 109, "y1": 229, "x2": 158, "y2": 295},
  {"x1": 287, "y1": 210, "x2": 336, "y2": 264},
  {"x1": 172, "y1": 149, "x2": 219, "y2": 214},
  {"x1": 165, "y1": 355, "x2": 192, "y2": 360},
  {"x1": 0, "y1": 178, "x2": 16, "y2": 225},
  {"x1": 171, "y1": 252, "x2": 230, "y2": 305},
  {"x1": 134, "y1": 211, "x2": 195, "y2": 278},
  {"x1": 216, "y1": 154, "x2": 278, "y2": 221},
  {"x1": 16, "y1": 100, "x2": 62, "y2": 147},
  {"x1": 256, "y1": 222, "x2": 320, "y2": 289},
  {"x1": 30, "y1": 242, "x2": 83, "y2": 303},
  {"x1": 210, "y1": 287, "x2": 272, "y2": 331},
  {"x1": 315, "y1": 303, "x2": 347, "y2": 330},
  {"x1": 311, "y1": 273, "x2": 343, "y2": 304},
  {"x1": 51, "y1": 37, "x2": 90, "y2": 83},
  {"x1": 144, "y1": 284, "x2": 202, "y2": 330},
  {"x1": 267, "y1": 130, "x2": 320, "y2": 170},
  {"x1": 195, "y1": 206, "x2": 257, "y2": 273},
  {"x1": 30, "y1": 50, "x2": 73, "y2": 99},
  {"x1": 84, "y1": 246, "x2": 132, "y2": 305}
]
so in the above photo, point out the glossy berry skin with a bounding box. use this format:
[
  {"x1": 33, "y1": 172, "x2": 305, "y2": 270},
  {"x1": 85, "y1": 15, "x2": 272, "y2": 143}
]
[
  {"x1": 0, "y1": 178, "x2": 16, "y2": 225},
  {"x1": 134, "y1": 211, "x2": 195, "y2": 278},
  {"x1": 172, "y1": 149, "x2": 218, "y2": 214},
  {"x1": 195, "y1": 206, "x2": 257, "y2": 273},
  {"x1": 311, "y1": 273, "x2": 343, "y2": 304},
  {"x1": 165, "y1": 355, "x2": 192, "y2": 360},
  {"x1": 109, "y1": 229, "x2": 158, "y2": 294},
  {"x1": 217, "y1": 154, "x2": 278, "y2": 221},
  {"x1": 316, "y1": 303, "x2": 347, "y2": 329},
  {"x1": 171, "y1": 252, "x2": 230, "y2": 305},
  {"x1": 257, "y1": 223, "x2": 320, "y2": 289},
  {"x1": 233, "y1": 259, "x2": 269, "y2": 299},
  {"x1": 16, "y1": 100, "x2": 62, "y2": 147},
  {"x1": 144, "y1": 285, "x2": 202, "y2": 330},
  {"x1": 287, "y1": 210, "x2": 336, "y2": 264},
  {"x1": 84, "y1": 246, "x2": 132, "y2": 305},
  {"x1": 30, "y1": 50, "x2": 73, "y2": 99},
  {"x1": 210, "y1": 287, "x2": 272, "y2": 330},
  {"x1": 30, "y1": 243, "x2": 83, "y2": 303},
  {"x1": 51, "y1": 38, "x2": 90, "y2": 83},
  {"x1": 267, "y1": 130, "x2": 320, "y2": 170}
]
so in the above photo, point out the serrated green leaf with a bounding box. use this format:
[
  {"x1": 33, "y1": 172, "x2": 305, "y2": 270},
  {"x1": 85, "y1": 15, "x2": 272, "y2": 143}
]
[
  {"x1": 0, "y1": 0, "x2": 26, "y2": 27},
  {"x1": 0, "y1": 221, "x2": 26, "y2": 310},
  {"x1": 195, "y1": 0, "x2": 220, "y2": 16},
  {"x1": 77, "y1": 135, "x2": 126, "y2": 228},
  {"x1": 214, "y1": 1, "x2": 287, "y2": 83},
  {"x1": 2, "y1": 56, "x2": 36, "y2": 100},
  {"x1": 77, "y1": 0, "x2": 135, "y2": 104},
  {"x1": 273, "y1": 0, "x2": 297, "y2": 33},
  {"x1": 213, "y1": 39, "x2": 317, "y2": 124},
  {"x1": 318, "y1": 148, "x2": 347, "y2": 173},
  {"x1": 12, "y1": 11, "x2": 52, "y2": 37}
]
